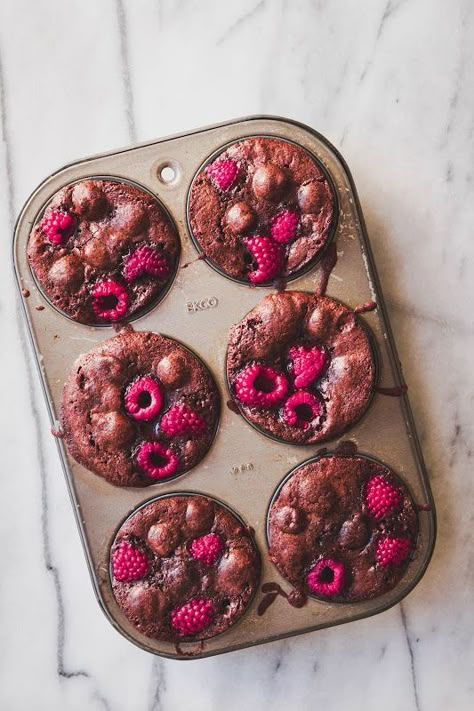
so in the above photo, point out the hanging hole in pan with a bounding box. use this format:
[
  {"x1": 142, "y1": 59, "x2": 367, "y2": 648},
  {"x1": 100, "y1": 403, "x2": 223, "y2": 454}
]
[{"x1": 157, "y1": 160, "x2": 180, "y2": 186}]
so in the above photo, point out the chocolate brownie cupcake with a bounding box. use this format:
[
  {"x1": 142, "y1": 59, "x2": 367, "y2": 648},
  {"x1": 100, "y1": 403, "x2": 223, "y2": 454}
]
[
  {"x1": 268, "y1": 455, "x2": 419, "y2": 602},
  {"x1": 188, "y1": 136, "x2": 336, "y2": 284},
  {"x1": 110, "y1": 494, "x2": 261, "y2": 642},
  {"x1": 226, "y1": 291, "x2": 376, "y2": 444},
  {"x1": 61, "y1": 331, "x2": 220, "y2": 486},
  {"x1": 28, "y1": 178, "x2": 179, "y2": 324}
]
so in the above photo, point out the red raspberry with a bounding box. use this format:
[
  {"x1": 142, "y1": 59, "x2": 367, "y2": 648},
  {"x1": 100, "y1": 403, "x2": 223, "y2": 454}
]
[
  {"x1": 289, "y1": 344, "x2": 328, "y2": 388},
  {"x1": 234, "y1": 364, "x2": 288, "y2": 408},
  {"x1": 283, "y1": 390, "x2": 322, "y2": 429},
  {"x1": 170, "y1": 598, "x2": 215, "y2": 636},
  {"x1": 307, "y1": 559, "x2": 345, "y2": 597},
  {"x1": 160, "y1": 404, "x2": 206, "y2": 437},
  {"x1": 366, "y1": 475, "x2": 403, "y2": 519},
  {"x1": 40, "y1": 209, "x2": 75, "y2": 246},
  {"x1": 123, "y1": 245, "x2": 169, "y2": 282},
  {"x1": 125, "y1": 376, "x2": 163, "y2": 421},
  {"x1": 375, "y1": 537, "x2": 411, "y2": 567},
  {"x1": 189, "y1": 533, "x2": 224, "y2": 565},
  {"x1": 136, "y1": 441, "x2": 179, "y2": 480},
  {"x1": 207, "y1": 159, "x2": 239, "y2": 191},
  {"x1": 244, "y1": 235, "x2": 284, "y2": 283},
  {"x1": 112, "y1": 540, "x2": 149, "y2": 582},
  {"x1": 91, "y1": 280, "x2": 128, "y2": 321},
  {"x1": 270, "y1": 209, "x2": 299, "y2": 244}
]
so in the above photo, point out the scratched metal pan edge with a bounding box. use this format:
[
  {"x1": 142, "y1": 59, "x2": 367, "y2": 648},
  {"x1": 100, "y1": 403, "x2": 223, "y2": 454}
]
[{"x1": 12, "y1": 115, "x2": 436, "y2": 660}]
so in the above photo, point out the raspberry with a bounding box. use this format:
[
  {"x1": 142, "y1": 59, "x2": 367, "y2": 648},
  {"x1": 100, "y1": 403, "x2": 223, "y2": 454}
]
[
  {"x1": 160, "y1": 404, "x2": 206, "y2": 437},
  {"x1": 189, "y1": 533, "x2": 224, "y2": 565},
  {"x1": 270, "y1": 209, "x2": 299, "y2": 244},
  {"x1": 244, "y1": 235, "x2": 284, "y2": 283},
  {"x1": 125, "y1": 376, "x2": 163, "y2": 421},
  {"x1": 289, "y1": 344, "x2": 328, "y2": 388},
  {"x1": 234, "y1": 364, "x2": 288, "y2": 408},
  {"x1": 206, "y1": 159, "x2": 239, "y2": 191},
  {"x1": 283, "y1": 391, "x2": 322, "y2": 429},
  {"x1": 40, "y1": 209, "x2": 75, "y2": 246},
  {"x1": 307, "y1": 559, "x2": 345, "y2": 597},
  {"x1": 136, "y1": 441, "x2": 179, "y2": 480},
  {"x1": 123, "y1": 245, "x2": 169, "y2": 282},
  {"x1": 375, "y1": 537, "x2": 411, "y2": 567},
  {"x1": 91, "y1": 280, "x2": 128, "y2": 321},
  {"x1": 112, "y1": 540, "x2": 148, "y2": 582},
  {"x1": 366, "y1": 475, "x2": 403, "y2": 519},
  {"x1": 170, "y1": 598, "x2": 215, "y2": 636}
]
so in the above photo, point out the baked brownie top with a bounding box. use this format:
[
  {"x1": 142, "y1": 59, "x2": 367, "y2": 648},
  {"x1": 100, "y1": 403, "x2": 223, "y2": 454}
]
[
  {"x1": 28, "y1": 179, "x2": 180, "y2": 324},
  {"x1": 111, "y1": 494, "x2": 261, "y2": 642},
  {"x1": 61, "y1": 331, "x2": 220, "y2": 487},
  {"x1": 188, "y1": 136, "x2": 336, "y2": 284},
  {"x1": 268, "y1": 455, "x2": 419, "y2": 602},
  {"x1": 226, "y1": 291, "x2": 376, "y2": 444}
]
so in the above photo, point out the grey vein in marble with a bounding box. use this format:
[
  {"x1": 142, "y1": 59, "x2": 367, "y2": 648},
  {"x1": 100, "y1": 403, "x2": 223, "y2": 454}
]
[
  {"x1": 400, "y1": 603, "x2": 420, "y2": 711},
  {"x1": 115, "y1": 0, "x2": 137, "y2": 143},
  {"x1": 0, "y1": 30, "x2": 95, "y2": 688}
]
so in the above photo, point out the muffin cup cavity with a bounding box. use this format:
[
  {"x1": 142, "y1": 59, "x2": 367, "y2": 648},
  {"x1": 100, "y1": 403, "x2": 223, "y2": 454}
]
[
  {"x1": 28, "y1": 176, "x2": 181, "y2": 326},
  {"x1": 267, "y1": 454, "x2": 419, "y2": 604},
  {"x1": 187, "y1": 135, "x2": 338, "y2": 287},
  {"x1": 109, "y1": 493, "x2": 261, "y2": 643},
  {"x1": 226, "y1": 291, "x2": 378, "y2": 445},
  {"x1": 61, "y1": 331, "x2": 220, "y2": 487}
]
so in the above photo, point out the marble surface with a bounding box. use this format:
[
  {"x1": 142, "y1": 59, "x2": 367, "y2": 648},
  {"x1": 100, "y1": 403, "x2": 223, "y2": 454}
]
[{"x1": 0, "y1": 1, "x2": 472, "y2": 709}]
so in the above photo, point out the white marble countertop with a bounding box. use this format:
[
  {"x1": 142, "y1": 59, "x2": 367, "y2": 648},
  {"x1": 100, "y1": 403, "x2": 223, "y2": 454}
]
[{"x1": 0, "y1": 1, "x2": 472, "y2": 709}]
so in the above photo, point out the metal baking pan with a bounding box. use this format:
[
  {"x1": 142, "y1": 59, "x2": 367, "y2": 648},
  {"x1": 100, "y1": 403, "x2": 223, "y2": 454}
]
[{"x1": 13, "y1": 115, "x2": 436, "y2": 659}]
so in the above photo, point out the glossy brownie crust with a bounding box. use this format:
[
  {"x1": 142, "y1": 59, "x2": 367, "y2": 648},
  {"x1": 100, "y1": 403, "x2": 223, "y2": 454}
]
[
  {"x1": 111, "y1": 495, "x2": 261, "y2": 642},
  {"x1": 188, "y1": 136, "x2": 335, "y2": 282},
  {"x1": 227, "y1": 291, "x2": 376, "y2": 444},
  {"x1": 28, "y1": 179, "x2": 179, "y2": 323},
  {"x1": 61, "y1": 331, "x2": 219, "y2": 486},
  {"x1": 268, "y1": 456, "x2": 419, "y2": 602}
]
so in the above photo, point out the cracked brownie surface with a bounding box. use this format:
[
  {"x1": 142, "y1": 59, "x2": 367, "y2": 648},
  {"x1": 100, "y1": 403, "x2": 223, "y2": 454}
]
[
  {"x1": 28, "y1": 179, "x2": 179, "y2": 324},
  {"x1": 111, "y1": 494, "x2": 261, "y2": 641},
  {"x1": 268, "y1": 455, "x2": 419, "y2": 602},
  {"x1": 227, "y1": 291, "x2": 376, "y2": 444},
  {"x1": 61, "y1": 331, "x2": 220, "y2": 486},
  {"x1": 188, "y1": 136, "x2": 336, "y2": 284}
]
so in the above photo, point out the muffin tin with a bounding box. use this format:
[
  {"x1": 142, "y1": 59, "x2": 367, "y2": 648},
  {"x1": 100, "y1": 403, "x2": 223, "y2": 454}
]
[{"x1": 13, "y1": 116, "x2": 436, "y2": 659}]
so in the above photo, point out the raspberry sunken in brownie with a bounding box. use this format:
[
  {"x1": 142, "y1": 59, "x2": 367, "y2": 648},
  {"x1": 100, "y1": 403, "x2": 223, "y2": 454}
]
[
  {"x1": 28, "y1": 178, "x2": 179, "y2": 324},
  {"x1": 267, "y1": 455, "x2": 419, "y2": 602},
  {"x1": 188, "y1": 136, "x2": 336, "y2": 284},
  {"x1": 61, "y1": 331, "x2": 219, "y2": 486},
  {"x1": 226, "y1": 291, "x2": 376, "y2": 444},
  {"x1": 111, "y1": 494, "x2": 261, "y2": 642}
]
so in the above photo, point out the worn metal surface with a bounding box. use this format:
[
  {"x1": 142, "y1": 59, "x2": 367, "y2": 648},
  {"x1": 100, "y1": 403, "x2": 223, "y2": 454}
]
[{"x1": 13, "y1": 116, "x2": 435, "y2": 659}]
